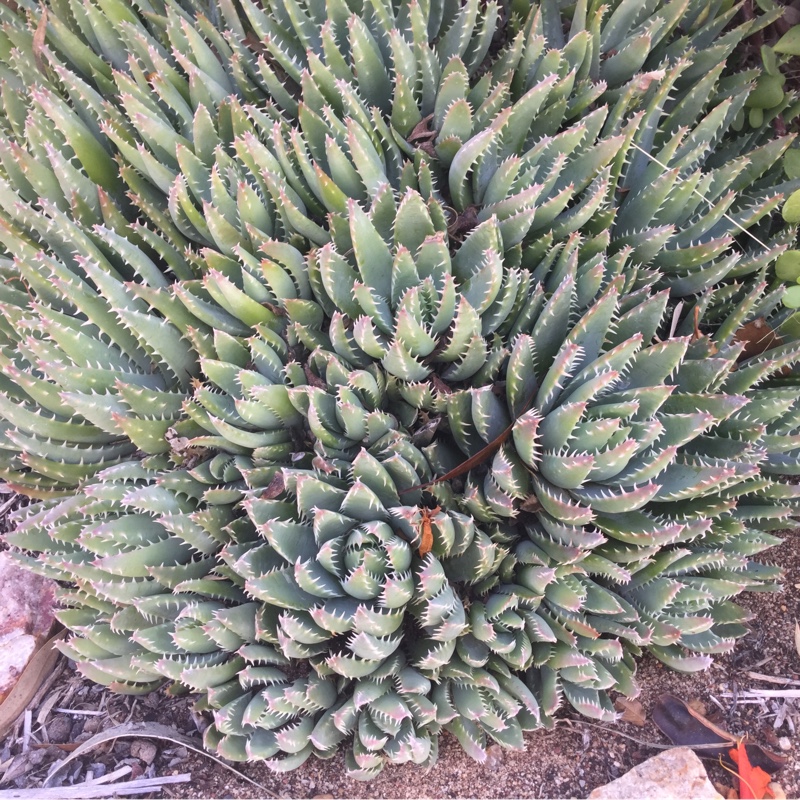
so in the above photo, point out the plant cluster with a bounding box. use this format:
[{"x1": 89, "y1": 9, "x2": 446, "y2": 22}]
[{"x1": 2, "y1": 0, "x2": 800, "y2": 777}]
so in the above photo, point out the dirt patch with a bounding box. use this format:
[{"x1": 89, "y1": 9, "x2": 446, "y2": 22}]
[{"x1": 1, "y1": 536, "x2": 797, "y2": 799}]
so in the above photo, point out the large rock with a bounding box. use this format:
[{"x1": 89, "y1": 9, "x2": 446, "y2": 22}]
[
  {"x1": 588, "y1": 747, "x2": 723, "y2": 800},
  {"x1": 0, "y1": 552, "x2": 56, "y2": 702}
]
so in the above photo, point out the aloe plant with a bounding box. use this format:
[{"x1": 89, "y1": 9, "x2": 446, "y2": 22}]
[{"x1": 2, "y1": 0, "x2": 800, "y2": 780}]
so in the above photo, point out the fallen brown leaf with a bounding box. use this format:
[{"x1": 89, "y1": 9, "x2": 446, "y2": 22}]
[
  {"x1": 688, "y1": 698, "x2": 708, "y2": 717},
  {"x1": 652, "y1": 694, "x2": 787, "y2": 773},
  {"x1": 614, "y1": 697, "x2": 646, "y2": 726}
]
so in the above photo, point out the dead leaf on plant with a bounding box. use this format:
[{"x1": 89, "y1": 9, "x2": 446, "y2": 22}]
[{"x1": 734, "y1": 318, "x2": 783, "y2": 360}]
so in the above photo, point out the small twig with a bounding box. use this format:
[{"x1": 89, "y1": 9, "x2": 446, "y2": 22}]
[
  {"x1": 53, "y1": 708, "x2": 105, "y2": 717},
  {"x1": 87, "y1": 765, "x2": 132, "y2": 785},
  {"x1": 708, "y1": 695, "x2": 729, "y2": 714},
  {"x1": 122, "y1": 698, "x2": 138, "y2": 725},
  {"x1": 747, "y1": 672, "x2": 800, "y2": 686},
  {"x1": 560, "y1": 719, "x2": 734, "y2": 751},
  {"x1": 1, "y1": 773, "x2": 190, "y2": 798},
  {"x1": 22, "y1": 710, "x2": 31, "y2": 754}
]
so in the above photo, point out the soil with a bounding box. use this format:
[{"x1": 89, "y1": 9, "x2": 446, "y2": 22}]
[{"x1": 1, "y1": 534, "x2": 798, "y2": 799}]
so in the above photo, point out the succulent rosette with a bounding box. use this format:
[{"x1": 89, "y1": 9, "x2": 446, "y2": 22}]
[{"x1": 1, "y1": 0, "x2": 799, "y2": 781}]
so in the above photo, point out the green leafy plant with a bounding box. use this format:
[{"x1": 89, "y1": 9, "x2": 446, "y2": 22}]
[{"x1": 1, "y1": 0, "x2": 800, "y2": 779}]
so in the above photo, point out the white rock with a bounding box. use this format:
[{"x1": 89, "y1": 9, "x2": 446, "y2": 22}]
[
  {"x1": 0, "y1": 552, "x2": 56, "y2": 701},
  {"x1": 589, "y1": 747, "x2": 723, "y2": 800}
]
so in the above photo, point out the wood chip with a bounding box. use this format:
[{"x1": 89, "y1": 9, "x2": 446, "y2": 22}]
[{"x1": 794, "y1": 622, "x2": 800, "y2": 660}]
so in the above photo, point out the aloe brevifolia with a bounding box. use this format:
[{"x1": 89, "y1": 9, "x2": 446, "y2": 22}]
[{"x1": 1, "y1": 0, "x2": 800, "y2": 780}]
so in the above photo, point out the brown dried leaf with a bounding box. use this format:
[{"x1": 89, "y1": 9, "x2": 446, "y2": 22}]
[
  {"x1": 614, "y1": 697, "x2": 646, "y2": 726},
  {"x1": 688, "y1": 698, "x2": 708, "y2": 717},
  {"x1": 447, "y1": 205, "x2": 479, "y2": 239},
  {"x1": 261, "y1": 472, "x2": 285, "y2": 500},
  {"x1": 408, "y1": 114, "x2": 436, "y2": 143},
  {"x1": 32, "y1": 7, "x2": 48, "y2": 75},
  {"x1": 734, "y1": 318, "x2": 782, "y2": 360},
  {"x1": 652, "y1": 694, "x2": 787, "y2": 773},
  {"x1": 520, "y1": 495, "x2": 543, "y2": 513},
  {"x1": 303, "y1": 364, "x2": 326, "y2": 389},
  {"x1": 428, "y1": 374, "x2": 453, "y2": 396}
]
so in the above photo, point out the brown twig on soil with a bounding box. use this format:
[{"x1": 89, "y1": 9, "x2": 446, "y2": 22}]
[{"x1": 560, "y1": 719, "x2": 741, "y2": 751}]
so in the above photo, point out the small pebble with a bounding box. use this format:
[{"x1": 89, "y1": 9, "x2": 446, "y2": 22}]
[
  {"x1": 89, "y1": 763, "x2": 106, "y2": 778},
  {"x1": 130, "y1": 739, "x2": 158, "y2": 765},
  {"x1": 47, "y1": 716, "x2": 72, "y2": 744},
  {"x1": 779, "y1": 737, "x2": 792, "y2": 751},
  {"x1": 485, "y1": 744, "x2": 504, "y2": 768},
  {"x1": 82, "y1": 717, "x2": 102, "y2": 734}
]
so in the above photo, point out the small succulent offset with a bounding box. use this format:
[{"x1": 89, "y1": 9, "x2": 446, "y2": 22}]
[{"x1": 2, "y1": 0, "x2": 800, "y2": 780}]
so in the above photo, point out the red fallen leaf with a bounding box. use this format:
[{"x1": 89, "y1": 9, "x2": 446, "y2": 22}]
[
  {"x1": 730, "y1": 742, "x2": 774, "y2": 800},
  {"x1": 652, "y1": 694, "x2": 787, "y2": 774}
]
